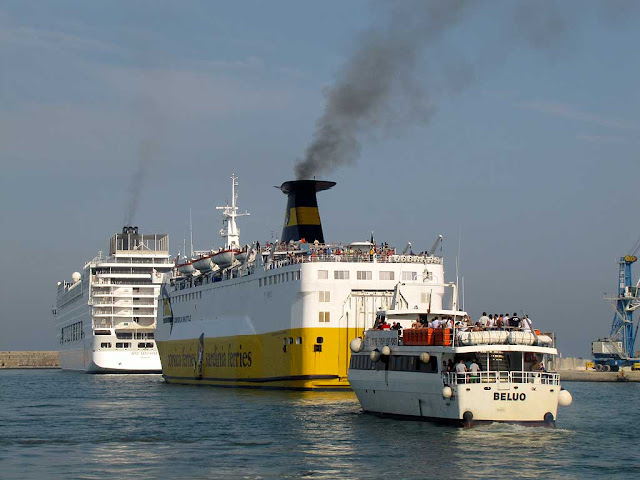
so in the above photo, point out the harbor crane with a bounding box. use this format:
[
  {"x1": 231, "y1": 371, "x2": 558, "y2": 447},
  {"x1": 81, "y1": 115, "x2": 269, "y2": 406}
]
[{"x1": 591, "y1": 235, "x2": 640, "y2": 371}]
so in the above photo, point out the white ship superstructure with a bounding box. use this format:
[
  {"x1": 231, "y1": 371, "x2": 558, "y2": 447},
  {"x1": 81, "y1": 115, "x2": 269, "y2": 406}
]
[
  {"x1": 156, "y1": 176, "x2": 452, "y2": 389},
  {"x1": 55, "y1": 227, "x2": 172, "y2": 373}
]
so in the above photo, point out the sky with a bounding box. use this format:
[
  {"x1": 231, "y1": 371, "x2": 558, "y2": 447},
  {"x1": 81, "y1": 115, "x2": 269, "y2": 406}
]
[{"x1": 1, "y1": 0, "x2": 639, "y2": 357}]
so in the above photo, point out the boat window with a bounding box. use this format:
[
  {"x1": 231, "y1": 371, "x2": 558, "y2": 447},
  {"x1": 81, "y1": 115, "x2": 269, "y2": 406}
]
[
  {"x1": 402, "y1": 271, "x2": 418, "y2": 281},
  {"x1": 318, "y1": 291, "x2": 330, "y2": 302},
  {"x1": 289, "y1": 337, "x2": 293, "y2": 345},
  {"x1": 100, "y1": 343, "x2": 111, "y2": 348},
  {"x1": 357, "y1": 271, "x2": 372, "y2": 280},
  {"x1": 296, "y1": 337, "x2": 302, "y2": 344},
  {"x1": 115, "y1": 342, "x2": 131, "y2": 349},
  {"x1": 334, "y1": 270, "x2": 349, "y2": 280},
  {"x1": 318, "y1": 312, "x2": 330, "y2": 323},
  {"x1": 316, "y1": 337, "x2": 323, "y2": 344},
  {"x1": 116, "y1": 333, "x2": 133, "y2": 339},
  {"x1": 318, "y1": 270, "x2": 328, "y2": 279},
  {"x1": 286, "y1": 272, "x2": 290, "y2": 281},
  {"x1": 379, "y1": 271, "x2": 394, "y2": 281}
]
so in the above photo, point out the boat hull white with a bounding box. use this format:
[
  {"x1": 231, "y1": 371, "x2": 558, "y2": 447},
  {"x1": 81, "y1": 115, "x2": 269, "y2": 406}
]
[{"x1": 349, "y1": 368, "x2": 560, "y2": 426}]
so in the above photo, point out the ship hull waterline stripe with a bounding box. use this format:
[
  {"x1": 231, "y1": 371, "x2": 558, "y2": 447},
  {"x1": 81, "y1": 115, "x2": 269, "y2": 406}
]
[
  {"x1": 361, "y1": 411, "x2": 555, "y2": 428},
  {"x1": 163, "y1": 374, "x2": 340, "y2": 383}
]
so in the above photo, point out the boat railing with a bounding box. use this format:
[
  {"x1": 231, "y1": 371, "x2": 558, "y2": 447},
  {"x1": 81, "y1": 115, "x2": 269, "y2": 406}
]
[{"x1": 444, "y1": 370, "x2": 560, "y2": 385}]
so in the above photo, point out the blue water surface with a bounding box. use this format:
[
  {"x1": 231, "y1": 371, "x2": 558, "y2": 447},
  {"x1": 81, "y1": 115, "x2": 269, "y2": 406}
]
[{"x1": 0, "y1": 370, "x2": 637, "y2": 479}]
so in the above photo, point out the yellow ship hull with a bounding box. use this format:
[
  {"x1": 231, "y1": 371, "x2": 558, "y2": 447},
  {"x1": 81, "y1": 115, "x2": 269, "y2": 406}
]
[{"x1": 157, "y1": 327, "x2": 356, "y2": 390}]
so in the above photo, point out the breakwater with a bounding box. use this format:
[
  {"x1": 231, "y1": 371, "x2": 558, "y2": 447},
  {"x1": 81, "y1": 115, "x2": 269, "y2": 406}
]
[{"x1": 0, "y1": 351, "x2": 59, "y2": 369}]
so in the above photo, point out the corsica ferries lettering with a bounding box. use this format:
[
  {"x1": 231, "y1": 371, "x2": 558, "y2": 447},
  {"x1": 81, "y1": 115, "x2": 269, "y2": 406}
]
[
  {"x1": 167, "y1": 344, "x2": 253, "y2": 369},
  {"x1": 205, "y1": 344, "x2": 252, "y2": 368}
]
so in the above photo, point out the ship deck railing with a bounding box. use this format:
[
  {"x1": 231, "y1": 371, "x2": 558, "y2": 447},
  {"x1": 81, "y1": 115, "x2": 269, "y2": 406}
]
[
  {"x1": 444, "y1": 370, "x2": 560, "y2": 386},
  {"x1": 265, "y1": 253, "x2": 442, "y2": 269}
]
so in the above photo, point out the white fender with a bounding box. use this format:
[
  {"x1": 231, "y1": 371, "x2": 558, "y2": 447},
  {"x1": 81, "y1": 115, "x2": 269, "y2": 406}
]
[
  {"x1": 370, "y1": 349, "x2": 381, "y2": 362},
  {"x1": 349, "y1": 337, "x2": 363, "y2": 353},
  {"x1": 442, "y1": 386, "x2": 453, "y2": 398},
  {"x1": 419, "y1": 352, "x2": 431, "y2": 363},
  {"x1": 381, "y1": 345, "x2": 391, "y2": 356},
  {"x1": 558, "y1": 389, "x2": 573, "y2": 407}
]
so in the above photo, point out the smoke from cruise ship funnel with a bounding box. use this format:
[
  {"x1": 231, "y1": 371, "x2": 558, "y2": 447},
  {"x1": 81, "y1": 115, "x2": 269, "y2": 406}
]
[
  {"x1": 294, "y1": 0, "x2": 472, "y2": 180},
  {"x1": 293, "y1": 1, "x2": 638, "y2": 180},
  {"x1": 124, "y1": 95, "x2": 165, "y2": 226},
  {"x1": 279, "y1": 180, "x2": 336, "y2": 244}
]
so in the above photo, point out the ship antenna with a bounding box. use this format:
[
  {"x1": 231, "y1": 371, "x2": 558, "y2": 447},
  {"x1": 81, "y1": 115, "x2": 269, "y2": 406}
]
[
  {"x1": 216, "y1": 174, "x2": 250, "y2": 249},
  {"x1": 189, "y1": 208, "x2": 194, "y2": 257}
]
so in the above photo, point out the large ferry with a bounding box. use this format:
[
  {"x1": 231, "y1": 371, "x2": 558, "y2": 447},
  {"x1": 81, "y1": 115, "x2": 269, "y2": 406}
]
[
  {"x1": 54, "y1": 227, "x2": 173, "y2": 372},
  {"x1": 347, "y1": 306, "x2": 573, "y2": 426},
  {"x1": 156, "y1": 175, "x2": 446, "y2": 389}
]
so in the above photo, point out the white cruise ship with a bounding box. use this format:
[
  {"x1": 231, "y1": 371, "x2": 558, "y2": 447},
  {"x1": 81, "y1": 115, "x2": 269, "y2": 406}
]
[
  {"x1": 156, "y1": 175, "x2": 449, "y2": 390},
  {"x1": 55, "y1": 227, "x2": 173, "y2": 373}
]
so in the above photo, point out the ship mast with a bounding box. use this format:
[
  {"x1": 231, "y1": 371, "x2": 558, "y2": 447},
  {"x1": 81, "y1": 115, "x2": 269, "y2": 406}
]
[{"x1": 216, "y1": 174, "x2": 250, "y2": 249}]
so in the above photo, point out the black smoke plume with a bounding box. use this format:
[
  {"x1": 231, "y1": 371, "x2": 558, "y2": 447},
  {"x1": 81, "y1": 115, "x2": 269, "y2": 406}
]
[{"x1": 294, "y1": 0, "x2": 638, "y2": 180}]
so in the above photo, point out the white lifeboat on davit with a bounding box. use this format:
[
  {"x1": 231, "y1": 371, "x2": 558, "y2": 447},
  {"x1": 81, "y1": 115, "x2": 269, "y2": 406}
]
[
  {"x1": 192, "y1": 254, "x2": 215, "y2": 272},
  {"x1": 212, "y1": 249, "x2": 236, "y2": 269},
  {"x1": 176, "y1": 261, "x2": 196, "y2": 276}
]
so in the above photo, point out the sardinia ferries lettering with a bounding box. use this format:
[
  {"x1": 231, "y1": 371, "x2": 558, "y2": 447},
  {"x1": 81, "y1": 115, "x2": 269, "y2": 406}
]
[
  {"x1": 205, "y1": 344, "x2": 253, "y2": 368},
  {"x1": 494, "y1": 392, "x2": 527, "y2": 401},
  {"x1": 167, "y1": 348, "x2": 196, "y2": 368}
]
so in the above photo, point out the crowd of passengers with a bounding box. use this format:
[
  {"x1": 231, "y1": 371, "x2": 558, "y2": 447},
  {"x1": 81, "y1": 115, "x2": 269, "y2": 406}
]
[{"x1": 406, "y1": 312, "x2": 535, "y2": 332}]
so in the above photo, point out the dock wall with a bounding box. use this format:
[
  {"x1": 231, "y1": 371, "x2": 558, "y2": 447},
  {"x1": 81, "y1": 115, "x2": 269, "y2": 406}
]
[{"x1": 0, "y1": 351, "x2": 60, "y2": 369}]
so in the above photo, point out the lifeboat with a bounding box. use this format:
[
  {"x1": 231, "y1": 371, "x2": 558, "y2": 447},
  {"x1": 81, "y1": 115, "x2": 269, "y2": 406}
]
[
  {"x1": 235, "y1": 247, "x2": 249, "y2": 265},
  {"x1": 192, "y1": 254, "x2": 215, "y2": 272},
  {"x1": 176, "y1": 261, "x2": 196, "y2": 276},
  {"x1": 211, "y1": 249, "x2": 236, "y2": 269},
  {"x1": 508, "y1": 331, "x2": 536, "y2": 346}
]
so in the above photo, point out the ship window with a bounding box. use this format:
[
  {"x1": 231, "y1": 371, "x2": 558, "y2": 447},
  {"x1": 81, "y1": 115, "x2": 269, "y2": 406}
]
[
  {"x1": 319, "y1": 291, "x2": 330, "y2": 302},
  {"x1": 289, "y1": 337, "x2": 294, "y2": 345},
  {"x1": 357, "y1": 271, "x2": 372, "y2": 280},
  {"x1": 316, "y1": 337, "x2": 324, "y2": 344},
  {"x1": 318, "y1": 270, "x2": 328, "y2": 279},
  {"x1": 286, "y1": 272, "x2": 290, "y2": 281},
  {"x1": 100, "y1": 343, "x2": 111, "y2": 348},
  {"x1": 116, "y1": 332, "x2": 133, "y2": 339},
  {"x1": 148, "y1": 333, "x2": 154, "y2": 339},
  {"x1": 379, "y1": 271, "x2": 395, "y2": 281},
  {"x1": 402, "y1": 271, "x2": 418, "y2": 281},
  {"x1": 296, "y1": 337, "x2": 302, "y2": 344},
  {"x1": 334, "y1": 270, "x2": 349, "y2": 280},
  {"x1": 138, "y1": 342, "x2": 147, "y2": 348},
  {"x1": 115, "y1": 342, "x2": 131, "y2": 349},
  {"x1": 318, "y1": 312, "x2": 330, "y2": 323}
]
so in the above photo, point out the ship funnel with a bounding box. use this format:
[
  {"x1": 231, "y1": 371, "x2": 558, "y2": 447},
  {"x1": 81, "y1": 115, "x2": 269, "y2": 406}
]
[{"x1": 279, "y1": 180, "x2": 335, "y2": 244}]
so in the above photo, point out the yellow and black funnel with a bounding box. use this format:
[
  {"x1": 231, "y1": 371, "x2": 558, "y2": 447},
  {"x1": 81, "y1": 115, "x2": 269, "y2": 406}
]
[{"x1": 279, "y1": 180, "x2": 335, "y2": 244}]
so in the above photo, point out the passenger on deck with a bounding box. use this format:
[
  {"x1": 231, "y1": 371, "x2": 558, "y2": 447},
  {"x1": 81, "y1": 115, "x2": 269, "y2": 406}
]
[
  {"x1": 487, "y1": 314, "x2": 495, "y2": 329},
  {"x1": 455, "y1": 359, "x2": 467, "y2": 383},
  {"x1": 445, "y1": 317, "x2": 453, "y2": 329},
  {"x1": 522, "y1": 314, "x2": 532, "y2": 332},
  {"x1": 469, "y1": 359, "x2": 480, "y2": 383},
  {"x1": 447, "y1": 359, "x2": 455, "y2": 373},
  {"x1": 479, "y1": 312, "x2": 490, "y2": 328},
  {"x1": 432, "y1": 317, "x2": 441, "y2": 329},
  {"x1": 510, "y1": 313, "x2": 520, "y2": 328},
  {"x1": 503, "y1": 313, "x2": 510, "y2": 327}
]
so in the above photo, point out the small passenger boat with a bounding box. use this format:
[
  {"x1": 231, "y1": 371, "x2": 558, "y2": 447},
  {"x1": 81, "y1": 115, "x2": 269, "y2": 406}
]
[{"x1": 348, "y1": 304, "x2": 572, "y2": 427}]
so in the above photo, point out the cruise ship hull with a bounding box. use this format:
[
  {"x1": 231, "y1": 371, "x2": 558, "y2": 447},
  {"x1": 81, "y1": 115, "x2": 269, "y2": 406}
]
[{"x1": 59, "y1": 343, "x2": 161, "y2": 373}]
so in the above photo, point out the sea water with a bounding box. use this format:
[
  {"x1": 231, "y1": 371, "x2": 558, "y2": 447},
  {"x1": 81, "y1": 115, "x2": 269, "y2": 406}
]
[{"x1": 0, "y1": 370, "x2": 637, "y2": 479}]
